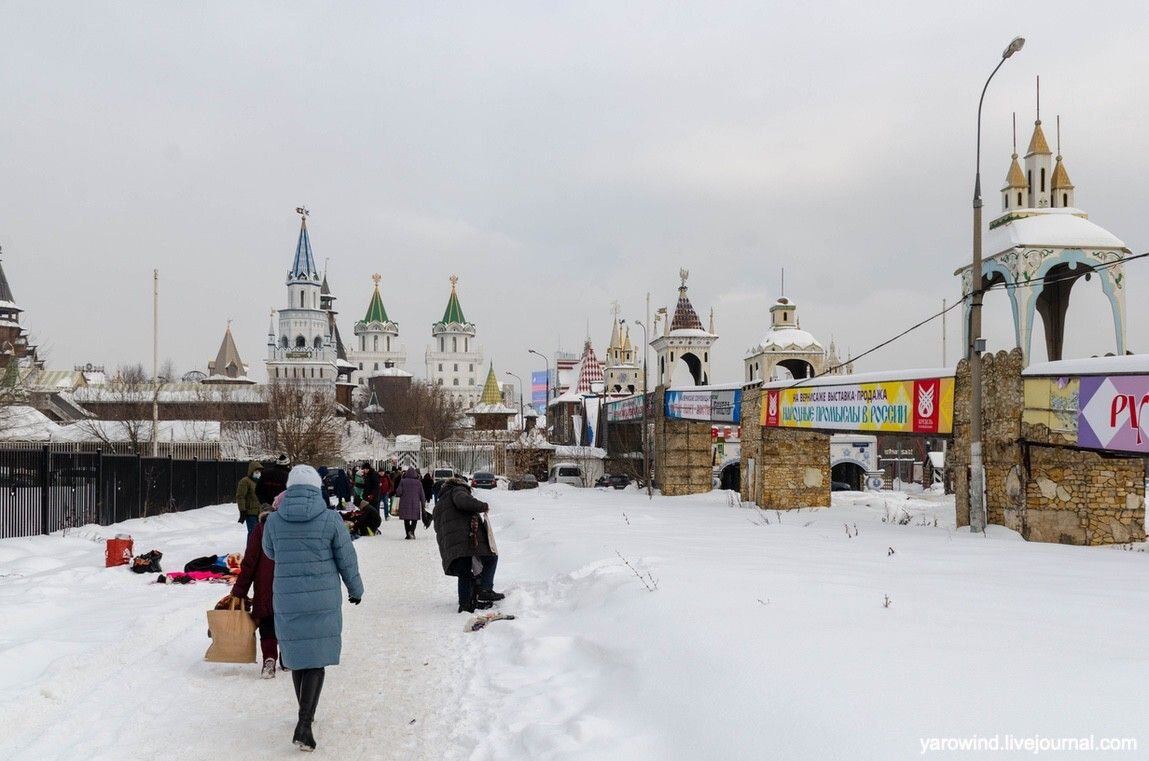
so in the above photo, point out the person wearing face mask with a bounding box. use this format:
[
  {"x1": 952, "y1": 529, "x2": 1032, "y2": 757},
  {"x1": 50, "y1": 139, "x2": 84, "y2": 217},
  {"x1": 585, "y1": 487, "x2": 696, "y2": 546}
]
[{"x1": 236, "y1": 461, "x2": 264, "y2": 534}]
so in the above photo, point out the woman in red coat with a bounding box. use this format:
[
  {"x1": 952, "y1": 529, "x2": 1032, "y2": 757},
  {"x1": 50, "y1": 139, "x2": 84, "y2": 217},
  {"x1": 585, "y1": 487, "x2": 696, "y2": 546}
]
[{"x1": 230, "y1": 493, "x2": 282, "y2": 678}]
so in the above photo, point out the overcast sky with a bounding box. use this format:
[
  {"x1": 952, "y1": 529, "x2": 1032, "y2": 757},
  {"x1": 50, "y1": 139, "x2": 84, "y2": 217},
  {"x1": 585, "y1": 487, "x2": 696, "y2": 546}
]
[{"x1": 3, "y1": 2, "x2": 1149, "y2": 392}]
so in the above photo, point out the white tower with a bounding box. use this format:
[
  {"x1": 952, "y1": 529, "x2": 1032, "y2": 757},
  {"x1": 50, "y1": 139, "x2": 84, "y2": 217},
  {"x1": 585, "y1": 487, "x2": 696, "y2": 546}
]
[
  {"x1": 650, "y1": 269, "x2": 717, "y2": 387},
  {"x1": 425, "y1": 275, "x2": 483, "y2": 407},
  {"x1": 1024, "y1": 78, "x2": 1054, "y2": 209},
  {"x1": 350, "y1": 273, "x2": 407, "y2": 386},
  {"x1": 265, "y1": 208, "x2": 338, "y2": 390},
  {"x1": 604, "y1": 303, "x2": 643, "y2": 394}
]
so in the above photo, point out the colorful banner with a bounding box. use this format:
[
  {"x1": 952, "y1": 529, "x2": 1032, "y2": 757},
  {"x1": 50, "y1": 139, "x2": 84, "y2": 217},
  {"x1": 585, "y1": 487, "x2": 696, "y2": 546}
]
[
  {"x1": 1077, "y1": 375, "x2": 1149, "y2": 453},
  {"x1": 606, "y1": 393, "x2": 649, "y2": 422},
  {"x1": 531, "y1": 371, "x2": 549, "y2": 413},
  {"x1": 665, "y1": 388, "x2": 742, "y2": 423},
  {"x1": 762, "y1": 378, "x2": 954, "y2": 434}
]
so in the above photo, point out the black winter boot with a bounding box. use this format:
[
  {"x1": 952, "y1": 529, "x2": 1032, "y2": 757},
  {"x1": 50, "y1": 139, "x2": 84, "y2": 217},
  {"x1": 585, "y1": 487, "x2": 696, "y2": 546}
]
[
  {"x1": 292, "y1": 667, "x2": 325, "y2": 751},
  {"x1": 476, "y1": 589, "x2": 505, "y2": 602}
]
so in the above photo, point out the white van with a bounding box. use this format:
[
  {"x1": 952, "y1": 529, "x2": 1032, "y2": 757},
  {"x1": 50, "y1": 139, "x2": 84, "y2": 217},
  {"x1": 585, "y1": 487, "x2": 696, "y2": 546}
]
[{"x1": 547, "y1": 462, "x2": 585, "y2": 487}]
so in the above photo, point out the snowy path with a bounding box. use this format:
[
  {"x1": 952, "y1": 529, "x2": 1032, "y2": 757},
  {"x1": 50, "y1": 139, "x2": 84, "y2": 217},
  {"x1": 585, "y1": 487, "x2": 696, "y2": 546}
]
[{"x1": 0, "y1": 507, "x2": 472, "y2": 761}]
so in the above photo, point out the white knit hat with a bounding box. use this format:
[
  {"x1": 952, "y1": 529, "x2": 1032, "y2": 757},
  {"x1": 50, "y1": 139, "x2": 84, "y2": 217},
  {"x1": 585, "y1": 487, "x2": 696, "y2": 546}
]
[{"x1": 286, "y1": 465, "x2": 323, "y2": 490}]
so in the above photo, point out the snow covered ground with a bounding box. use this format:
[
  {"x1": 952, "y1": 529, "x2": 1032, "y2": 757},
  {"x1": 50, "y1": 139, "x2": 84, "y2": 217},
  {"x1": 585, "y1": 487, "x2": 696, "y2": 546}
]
[{"x1": 1, "y1": 486, "x2": 1146, "y2": 760}]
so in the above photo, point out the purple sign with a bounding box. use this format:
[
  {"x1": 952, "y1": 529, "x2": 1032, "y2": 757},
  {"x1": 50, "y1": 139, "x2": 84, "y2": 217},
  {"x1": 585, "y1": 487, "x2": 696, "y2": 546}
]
[{"x1": 1078, "y1": 375, "x2": 1149, "y2": 453}]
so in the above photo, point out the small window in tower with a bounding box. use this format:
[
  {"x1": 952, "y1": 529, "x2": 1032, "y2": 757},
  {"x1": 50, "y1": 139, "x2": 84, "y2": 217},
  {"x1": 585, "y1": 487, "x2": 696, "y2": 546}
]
[
  {"x1": 275, "y1": 368, "x2": 280, "y2": 378},
  {"x1": 1040, "y1": 167, "x2": 1045, "y2": 192},
  {"x1": 373, "y1": 336, "x2": 379, "y2": 351},
  {"x1": 314, "y1": 336, "x2": 323, "y2": 349},
  {"x1": 453, "y1": 337, "x2": 458, "y2": 352},
  {"x1": 300, "y1": 292, "x2": 304, "y2": 308},
  {"x1": 1018, "y1": 192, "x2": 1022, "y2": 206},
  {"x1": 437, "y1": 378, "x2": 443, "y2": 385},
  {"x1": 440, "y1": 338, "x2": 444, "y2": 351},
  {"x1": 438, "y1": 363, "x2": 443, "y2": 371},
  {"x1": 358, "y1": 363, "x2": 363, "y2": 370},
  {"x1": 296, "y1": 335, "x2": 306, "y2": 348},
  {"x1": 374, "y1": 362, "x2": 379, "y2": 370},
  {"x1": 281, "y1": 337, "x2": 288, "y2": 349},
  {"x1": 386, "y1": 337, "x2": 390, "y2": 351},
  {"x1": 1063, "y1": 193, "x2": 1068, "y2": 207},
  {"x1": 469, "y1": 364, "x2": 473, "y2": 372},
  {"x1": 311, "y1": 368, "x2": 315, "y2": 377},
  {"x1": 454, "y1": 363, "x2": 458, "y2": 371},
  {"x1": 453, "y1": 378, "x2": 459, "y2": 386},
  {"x1": 469, "y1": 378, "x2": 474, "y2": 386}
]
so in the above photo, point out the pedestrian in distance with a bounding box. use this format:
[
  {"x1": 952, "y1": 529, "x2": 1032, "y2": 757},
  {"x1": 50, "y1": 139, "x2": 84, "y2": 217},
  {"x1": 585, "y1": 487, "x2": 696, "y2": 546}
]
[
  {"x1": 230, "y1": 490, "x2": 285, "y2": 678},
  {"x1": 262, "y1": 465, "x2": 364, "y2": 753},
  {"x1": 433, "y1": 476, "x2": 505, "y2": 613},
  {"x1": 378, "y1": 468, "x2": 393, "y2": 518},
  {"x1": 421, "y1": 470, "x2": 434, "y2": 502},
  {"x1": 236, "y1": 461, "x2": 263, "y2": 534},
  {"x1": 330, "y1": 467, "x2": 352, "y2": 508},
  {"x1": 257, "y1": 453, "x2": 290, "y2": 507},
  {"x1": 360, "y1": 461, "x2": 382, "y2": 520},
  {"x1": 394, "y1": 466, "x2": 426, "y2": 539}
]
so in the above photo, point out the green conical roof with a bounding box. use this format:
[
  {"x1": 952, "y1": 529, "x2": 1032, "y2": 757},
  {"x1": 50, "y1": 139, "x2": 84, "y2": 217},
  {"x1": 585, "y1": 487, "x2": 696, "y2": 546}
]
[
  {"x1": 363, "y1": 277, "x2": 389, "y2": 323},
  {"x1": 479, "y1": 364, "x2": 502, "y2": 405},
  {"x1": 441, "y1": 275, "x2": 467, "y2": 324}
]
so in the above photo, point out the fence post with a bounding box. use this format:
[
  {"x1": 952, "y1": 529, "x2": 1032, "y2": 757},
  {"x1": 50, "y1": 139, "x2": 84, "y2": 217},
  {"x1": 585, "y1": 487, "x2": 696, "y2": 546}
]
[
  {"x1": 167, "y1": 453, "x2": 173, "y2": 509},
  {"x1": 193, "y1": 456, "x2": 199, "y2": 509},
  {"x1": 96, "y1": 449, "x2": 104, "y2": 525},
  {"x1": 136, "y1": 453, "x2": 143, "y2": 518},
  {"x1": 40, "y1": 445, "x2": 50, "y2": 535}
]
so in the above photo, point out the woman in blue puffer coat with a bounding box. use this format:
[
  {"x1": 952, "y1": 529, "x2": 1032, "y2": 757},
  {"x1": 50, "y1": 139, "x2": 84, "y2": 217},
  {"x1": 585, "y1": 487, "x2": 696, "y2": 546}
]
[{"x1": 263, "y1": 465, "x2": 364, "y2": 752}]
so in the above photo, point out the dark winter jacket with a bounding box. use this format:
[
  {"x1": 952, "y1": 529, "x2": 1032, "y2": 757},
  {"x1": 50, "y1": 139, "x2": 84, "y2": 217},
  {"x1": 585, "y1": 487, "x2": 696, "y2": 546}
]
[
  {"x1": 256, "y1": 463, "x2": 289, "y2": 505},
  {"x1": 330, "y1": 469, "x2": 351, "y2": 501},
  {"x1": 236, "y1": 461, "x2": 263, "y2": 518},
  {"x1": 378, "y1": 472, "x2": 393, "y2": 499},
  {"x1": 421, "y1": 473, "x2": 434, "y2": 501},
  {"x1": 433, "y1": 478, "x2": 492, "y2": 575},
  {"x1": 361, "y1": 467, "x2": 381, "y2": 507},
  {"x1": 231, "y1": 512, "x2": 274, "y2": 619},
  {"x1": 262, "y1": 483, "x2": 364, "y2": 670},
  {"x1": 395, "y1": 467, "x2": 426, "y2": 521}
]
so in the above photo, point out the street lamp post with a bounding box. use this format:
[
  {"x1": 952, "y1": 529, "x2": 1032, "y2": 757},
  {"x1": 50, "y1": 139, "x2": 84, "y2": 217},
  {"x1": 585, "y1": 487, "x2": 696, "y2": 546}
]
[
  {"x1": 969, "y1": 35, "x2": 1025, "y2": 533},
  {"x1": 528, "y1": 348, "x2": 550, "y2": 435},
  {"x1": 634, "y1": 319, "x2": 652, "y2": 499},
  {"x1": 504, "y1": 371, "x2": 525, "y2": 430}
]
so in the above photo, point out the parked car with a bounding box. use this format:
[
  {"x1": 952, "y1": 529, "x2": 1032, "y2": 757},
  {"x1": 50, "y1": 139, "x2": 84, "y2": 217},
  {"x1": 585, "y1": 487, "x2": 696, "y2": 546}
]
[
  {"x1": 470, "y1": 471, "x2": 498, "y2": 490},
  {"x1": 606, "y1": 473, "x2": 630, "y2": 489},
  {"x1": 831, "y1": 480, "x2": 855, "y2": 492},
  {"x1": 547, "y1": 463, "x2": 585, "y2": 487},
  {"x1": 432, "y1": 467, "x2": 456, "y2": 483},
  {"x1": 509, "y1": 474, "x2": 539, "y2": 491},
  {"x1": 0, "y1": 466, "x2": 38, "y2": 486}
]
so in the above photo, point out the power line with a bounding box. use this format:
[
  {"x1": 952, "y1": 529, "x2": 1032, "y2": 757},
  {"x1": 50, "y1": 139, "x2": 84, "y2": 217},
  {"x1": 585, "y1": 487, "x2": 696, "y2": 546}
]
[{"x1": 778, "y1": 250, "x2": 1148, "y2": 389}]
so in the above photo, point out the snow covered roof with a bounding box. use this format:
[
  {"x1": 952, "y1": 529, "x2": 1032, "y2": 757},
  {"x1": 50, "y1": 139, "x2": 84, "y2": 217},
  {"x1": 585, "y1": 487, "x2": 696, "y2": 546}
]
[
  {"x1": 669, "y1": 328, "x2": 716, "y2": 338},
  {"x1": 753, "y1": 326, "x2": 823, "y2": 353},
  {"x1": 984, "y1": 208, "x2": 1126, "y2": 258},
  {"x1": 763, "y1": 367, "x2": 954, "y2": 389},
  {"x1": 0, "y1": 405, "x2": 63, "y2": 440},
  {"x1": 365, "y1": 366, "x2": 413, "y2": 378},
  {"x1": 75, "y1": 383, "x2": 266, "y2": 403},
  {"x1": 469, "y1": 402, "x2": 517, "y2": 415},
  {"x1": 1023, "y1": 354, "x2": 1149, "y2": 377}
]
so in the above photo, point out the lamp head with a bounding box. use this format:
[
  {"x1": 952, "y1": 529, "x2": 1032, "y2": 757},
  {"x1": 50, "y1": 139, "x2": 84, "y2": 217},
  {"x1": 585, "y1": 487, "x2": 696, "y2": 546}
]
[{"x1": 1002, "y1": 36, "x2": 1025, "y2": 59}]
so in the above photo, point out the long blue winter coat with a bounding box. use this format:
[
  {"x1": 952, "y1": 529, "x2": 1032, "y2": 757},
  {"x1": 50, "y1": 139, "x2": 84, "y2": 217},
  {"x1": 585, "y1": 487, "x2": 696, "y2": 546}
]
[{"x1": 262, "y1": 483, "x2": 364, "y2": 670}]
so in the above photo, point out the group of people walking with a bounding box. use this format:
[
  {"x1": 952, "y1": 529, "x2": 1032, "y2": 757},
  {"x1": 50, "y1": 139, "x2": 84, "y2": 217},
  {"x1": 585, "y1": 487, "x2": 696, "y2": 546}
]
[{"x1": 230, "y1": 459, "x2": 503, "y2": 752}]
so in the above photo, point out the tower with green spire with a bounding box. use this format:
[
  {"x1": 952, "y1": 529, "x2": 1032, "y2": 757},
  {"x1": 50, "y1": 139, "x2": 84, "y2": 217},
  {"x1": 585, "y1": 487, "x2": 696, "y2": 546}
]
[
  {"x1": 425, "y1": 274, "x2": 483, "y2": 409},
  {"x1": 350, "y1": 273, "x2": 407, "y2": 387}
]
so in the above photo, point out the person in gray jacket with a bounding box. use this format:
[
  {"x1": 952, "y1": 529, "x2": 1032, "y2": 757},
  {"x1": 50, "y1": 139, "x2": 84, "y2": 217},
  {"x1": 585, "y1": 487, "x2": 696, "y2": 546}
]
[{"x1": 263, "y1": 464, "x2": 364, "y2": 752}]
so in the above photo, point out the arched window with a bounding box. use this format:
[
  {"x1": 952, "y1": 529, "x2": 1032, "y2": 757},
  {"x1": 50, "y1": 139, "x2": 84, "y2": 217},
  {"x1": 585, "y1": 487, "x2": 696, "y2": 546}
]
[
  {"x1": 452, "y1": 337, "x2": 458, "y2": 352},
  {"x1": 453, "y1": 378, "x2": 459, "y2": 386},
  {"x1": 1040, "y1": 167, "x2": 1046, "y2": 192},
  {"x1": 314, "y1": 336, "x2": 323, "y2": 349},
  {"x1": 281, "y1": 336, "x2": 289, "y2": 349},
  {"x1": 373, "y1": 336, "x2": 379, "y2": 351},
  {"x1": 1062, "y1": 193, "x2": 1068, "y2": 207},
  {"x1": 437, "y1": 378, "x2": 443, "y2": 386},
  {"x1": 1017, "y1": 191, "x2": 1023, "y2": 206},
  {"x1": 300, "y1": 291, "x2": 305, "y2": 308},
  {"x1": 386, "y1": 337, "x2": 390, "y2": 351},
  {"x1": 295, "y1": 335, "x2": 306, "y2": 348},
  {"x1": 374, "y1": 362, "x2": 379, "y2": 370}
]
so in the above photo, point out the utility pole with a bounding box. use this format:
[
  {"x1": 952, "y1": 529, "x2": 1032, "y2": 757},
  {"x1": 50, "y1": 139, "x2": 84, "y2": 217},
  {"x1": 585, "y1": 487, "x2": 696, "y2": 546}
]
[{"x1": 152, "y1": 269, "x2": 159, "y2": 457}]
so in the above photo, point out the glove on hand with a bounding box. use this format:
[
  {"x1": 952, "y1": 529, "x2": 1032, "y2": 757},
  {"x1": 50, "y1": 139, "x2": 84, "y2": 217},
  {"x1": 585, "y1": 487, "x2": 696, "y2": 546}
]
[{"x1": 348, "y1": 596, "x2": 361, "y2": 605}]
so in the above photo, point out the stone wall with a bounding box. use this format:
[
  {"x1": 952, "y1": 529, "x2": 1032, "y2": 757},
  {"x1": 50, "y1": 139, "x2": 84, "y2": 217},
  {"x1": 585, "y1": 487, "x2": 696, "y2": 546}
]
[
  {"x1": 739, "y1": 386, "x2": 830, "y2": 509},
  {"x1": 652, "y1": 386, "x2": 713, "y2": 496},
  {"x1": 951, "y1": 347, "x2": 1146, "y2": 545}
]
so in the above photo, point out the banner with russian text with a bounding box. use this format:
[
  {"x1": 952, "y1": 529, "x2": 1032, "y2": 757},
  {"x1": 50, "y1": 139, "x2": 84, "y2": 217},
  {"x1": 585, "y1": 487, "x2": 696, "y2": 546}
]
[
  {"x1": 761, "y1": 378, "x2": 953, "y2": 434},
  {"x1": 665, "y1": 388, "x2": 742, "y2": 423}
]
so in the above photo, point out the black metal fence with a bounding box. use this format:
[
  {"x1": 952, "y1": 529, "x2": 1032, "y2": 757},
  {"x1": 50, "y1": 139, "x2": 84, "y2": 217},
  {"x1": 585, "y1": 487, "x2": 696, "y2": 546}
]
[{"x1": 0, "y1": 445, "x2": 249, "y2": 540}]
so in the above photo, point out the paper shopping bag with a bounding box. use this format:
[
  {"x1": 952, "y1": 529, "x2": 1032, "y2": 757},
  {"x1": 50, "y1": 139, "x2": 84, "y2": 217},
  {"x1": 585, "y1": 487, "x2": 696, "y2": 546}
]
[{"x1": 204, "y1": 603, "x2": 257, "y2": 663}]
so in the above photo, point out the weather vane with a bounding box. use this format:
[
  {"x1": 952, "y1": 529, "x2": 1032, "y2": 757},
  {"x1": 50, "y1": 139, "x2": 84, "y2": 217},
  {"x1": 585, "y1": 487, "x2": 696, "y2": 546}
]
[
  {"x1": 295, "y1": 206, "x2": 309, "y2": 219},
  {"x1": 450, "y1": 274, "x2": 459, "y2": 289},
  {"x1": 372, "y1": 273, "x2": 382, "y2": 285},
  {"x1": 679, "y1": 268, "x2": 689, "y2": 287}
]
